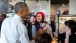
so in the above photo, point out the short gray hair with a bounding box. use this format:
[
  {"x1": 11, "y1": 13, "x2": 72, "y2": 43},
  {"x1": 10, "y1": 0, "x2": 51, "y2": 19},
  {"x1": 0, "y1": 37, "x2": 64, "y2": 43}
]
[{"x1": 14, "y1": 2, "x2": 27, "y2": 13}]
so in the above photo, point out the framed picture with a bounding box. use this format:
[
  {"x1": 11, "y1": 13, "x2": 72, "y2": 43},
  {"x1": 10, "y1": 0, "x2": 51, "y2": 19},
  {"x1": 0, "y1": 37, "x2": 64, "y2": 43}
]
[{"x1": 0, "y1": 0, "x2": 9, "y2": 14}]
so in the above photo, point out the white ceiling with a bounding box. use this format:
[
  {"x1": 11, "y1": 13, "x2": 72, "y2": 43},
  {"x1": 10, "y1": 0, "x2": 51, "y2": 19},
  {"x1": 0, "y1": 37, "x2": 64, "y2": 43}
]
[
  {"x1": 9, "y1": 0, "x2": 50, "y2": 6},
  {"x1": 26, "y1": 0, "x2": 47, "y2": 1},
  {"x1": 10, "y1": 0, "x2": 50, "y2": 1}
]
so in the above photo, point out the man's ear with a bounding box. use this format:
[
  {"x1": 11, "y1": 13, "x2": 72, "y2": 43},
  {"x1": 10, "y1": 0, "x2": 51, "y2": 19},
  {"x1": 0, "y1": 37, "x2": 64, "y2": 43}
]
[
  {"x1": 18, "y1": 10, "x2": 23, "y2": 17},
  {"x1": 19, "y1": 10, "x2": 23, "y2": 15}
]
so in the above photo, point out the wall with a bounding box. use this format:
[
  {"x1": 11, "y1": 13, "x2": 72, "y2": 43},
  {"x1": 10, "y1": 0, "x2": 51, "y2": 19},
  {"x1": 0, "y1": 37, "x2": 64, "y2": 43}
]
[
  {"x1": 50, "y1": 4, "x2": 69, "y2": 15},
  {"x1": 69, "y1": 0, "x2": 76, "y2": 14},
  {"x1": 9, "y1": 0, "x2": 50, "y2": 23},
  {"x1": 59, "y1": 4, "x2": 69, "y2": 14},
  {"x1": 50, "y1": 5, "x2": 58, "y2": 15},
  {"x1": 50, "y1": 5, "x2": 59, "y2": 29}
]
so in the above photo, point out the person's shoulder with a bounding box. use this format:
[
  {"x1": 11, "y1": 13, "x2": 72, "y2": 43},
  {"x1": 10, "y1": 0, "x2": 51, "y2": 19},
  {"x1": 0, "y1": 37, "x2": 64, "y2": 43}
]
[
  {"x1": 3, "y1": 17, "x2": 13, "y2": 23},
  {"x1": 3, "y1": 17, "x2": 9, "y2": 21},
  {"x1": 4, "y1": 17, "x2": 11, "y2": 21},
  {"x1": 69, "y1": 34, "x2": 76, "y2": 43}
]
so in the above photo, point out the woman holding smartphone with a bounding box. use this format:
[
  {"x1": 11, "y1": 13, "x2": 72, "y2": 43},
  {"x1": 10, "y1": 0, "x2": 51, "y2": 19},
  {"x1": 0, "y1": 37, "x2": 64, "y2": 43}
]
[{"x1": 34, "y1": 12, "x2": 53, "y2": 41}]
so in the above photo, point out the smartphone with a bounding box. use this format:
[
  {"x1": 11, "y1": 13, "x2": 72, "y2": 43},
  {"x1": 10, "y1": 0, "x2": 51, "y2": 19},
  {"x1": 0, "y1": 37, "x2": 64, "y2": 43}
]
[{"x1": 40, "y1": 23, "x2": 46, "y2": 28}]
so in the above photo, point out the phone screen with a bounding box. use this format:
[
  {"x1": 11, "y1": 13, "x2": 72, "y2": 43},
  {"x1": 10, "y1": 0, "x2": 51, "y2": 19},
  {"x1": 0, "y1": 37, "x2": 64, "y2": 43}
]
[{"x1": 40, "y1": 23, "x2": 46, "y2": 28}]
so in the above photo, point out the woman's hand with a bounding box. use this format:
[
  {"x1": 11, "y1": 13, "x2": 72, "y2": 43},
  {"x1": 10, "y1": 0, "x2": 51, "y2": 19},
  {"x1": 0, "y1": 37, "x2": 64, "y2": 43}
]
[
  {"x1": 65, "y1": 29, "x2": 71, "y2": 43},
  {"x1": 66, "y1": 29, "x2": 71, "y2": 36},
  {"x1": 40, "y1": 23, "x2": 48, "y2": 31},
  {"x1": 43, "y1": 25, "x2": 48, "y2": 31}
]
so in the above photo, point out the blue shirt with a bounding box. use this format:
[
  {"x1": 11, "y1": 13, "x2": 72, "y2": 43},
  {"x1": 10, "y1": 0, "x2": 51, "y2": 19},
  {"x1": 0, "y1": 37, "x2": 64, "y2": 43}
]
[{"x1": 32, "y1": 25, "x2": 36, "y2": 39}]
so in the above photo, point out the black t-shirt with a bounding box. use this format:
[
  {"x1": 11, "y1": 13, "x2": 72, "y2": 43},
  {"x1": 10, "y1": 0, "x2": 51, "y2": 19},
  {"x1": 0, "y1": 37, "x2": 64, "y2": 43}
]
[{"x1": 69, "y1": 34, "x2": 76, "y2": 43}]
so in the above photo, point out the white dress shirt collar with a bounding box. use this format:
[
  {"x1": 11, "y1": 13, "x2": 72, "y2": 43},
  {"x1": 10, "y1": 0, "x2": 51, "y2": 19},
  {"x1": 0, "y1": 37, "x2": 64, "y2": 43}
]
[{"x1": 14, "y1": 14, "x2": 23, "y2": 23}]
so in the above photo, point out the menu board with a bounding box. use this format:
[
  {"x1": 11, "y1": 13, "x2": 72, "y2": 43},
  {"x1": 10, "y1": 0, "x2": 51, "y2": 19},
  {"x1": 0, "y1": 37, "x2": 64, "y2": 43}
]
[{"x1": 0, "y1": 0, "x2": 8, "y2": 14}]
